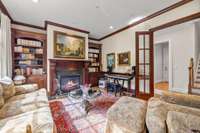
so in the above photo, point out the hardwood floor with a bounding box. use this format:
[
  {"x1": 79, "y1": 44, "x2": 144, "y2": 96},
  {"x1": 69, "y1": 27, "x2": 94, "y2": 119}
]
[{"x1": 154, "y1": 81, "x2": 169, "y2": 91}]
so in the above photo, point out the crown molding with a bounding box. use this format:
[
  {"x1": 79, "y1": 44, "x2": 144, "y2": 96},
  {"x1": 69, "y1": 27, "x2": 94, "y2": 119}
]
[
  {"x1": 88, "y1": 37, "x2": 100, "y2": 41},
  {"x1": 99, "y1": 0, "x2": 193, "y2": 41},
  {"x1": 150, "y1": 12, "x2": 200, "y2": 32},
  {"x1": 0, "y1": 0, "x2": 13, "y2": 21},
  {"x1": 12, "y1": 21, "x2": 45, "y2": 30},
  {"x1": 44, "y1": 21, "x2": 90, "y2": 34}
]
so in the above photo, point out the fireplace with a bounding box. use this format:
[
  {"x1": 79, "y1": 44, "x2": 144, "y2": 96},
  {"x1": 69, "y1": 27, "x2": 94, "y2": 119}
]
[
  {"x1": 49, "y1": 59, "x2": 90, "y2": 96},
  {"x1": 56, "y1": 67, "x2": 82, "y2": 94},
  {"x1": 60, "y1": 75, "x2": 80, "y2": 92}
]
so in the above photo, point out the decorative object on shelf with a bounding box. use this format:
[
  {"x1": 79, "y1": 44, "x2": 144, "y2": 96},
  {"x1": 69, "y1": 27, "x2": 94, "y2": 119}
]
[
  {"x1": 54, "y1": 31, "x2": 85, "y2": 59},
  {"x1": 117, "y1": 51, "x2": 131, "y2": 66},
  {"x1": 13, "y1": 75, "x2": 26, "y2": 85},
  {"x1": 107, "y1": 53, "x2": 115, "y2": 68}
]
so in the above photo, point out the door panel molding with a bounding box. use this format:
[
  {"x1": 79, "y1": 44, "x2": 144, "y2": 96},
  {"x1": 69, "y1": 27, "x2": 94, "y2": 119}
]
[{"x1": 135, "y1": 31, "x2": 154, "y2": 100}]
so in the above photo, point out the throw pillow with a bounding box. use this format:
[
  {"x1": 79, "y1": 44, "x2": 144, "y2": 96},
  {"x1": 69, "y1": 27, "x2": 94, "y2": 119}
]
[
  {"x1": 0, "y1": 85, "x2": 4, "y2": 108},
  {"x1": 0, "y1": 77, "x2": 16, "y2": 100}
]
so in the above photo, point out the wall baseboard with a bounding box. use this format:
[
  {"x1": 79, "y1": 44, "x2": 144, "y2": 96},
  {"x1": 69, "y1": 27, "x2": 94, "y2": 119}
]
[{"x1": 169, "y1": 87, "x2": 188, "y2": 94}]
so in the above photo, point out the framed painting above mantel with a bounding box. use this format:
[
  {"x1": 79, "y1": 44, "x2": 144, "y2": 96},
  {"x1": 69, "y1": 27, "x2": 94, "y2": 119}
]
[{"x1": 54, "y1": 31, "x2": 85, "y2": 59}]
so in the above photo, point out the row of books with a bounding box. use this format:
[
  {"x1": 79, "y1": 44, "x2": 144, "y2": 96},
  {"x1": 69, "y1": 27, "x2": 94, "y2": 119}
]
[
  {"x1": 89, "y1": 67, "x2": 99, "y2": 72},
  {"x1": 88, "y1": 49, "x2": 99, "y2": 53},
  {"x1": 91, "y1": 62, "x2": 100, "y2": 66},
  {"x1": 88, "y1": 53, "x2": 98, "y2": 58},
  {"x1": 14, "y1": 46, "x2": 43, "y2": 54},
  {"x1": 89, "y1": 58, "x2": 97, "y2": 62},
  {"x1": 17, "y1": 60, "x2": 43, "y2": 65},
  {"x1": 15, "y1": 68, "x2": 43, "y2": 76},
  {"x1": 17, "y1": 38, "x2": 42, "y2": 47},
  {"x1": 16, "y1": 54, "x2": 35, "y2": 60}
]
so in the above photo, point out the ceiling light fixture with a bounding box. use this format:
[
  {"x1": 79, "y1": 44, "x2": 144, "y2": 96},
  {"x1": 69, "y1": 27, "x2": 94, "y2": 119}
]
[
  {"x1": 128, "y1": 16, "x2": 144, "y2": 25},
  {"x1": 32, "y1": 0, "x2": 39, "y2": 3},
  {"x1": 109, "y1": 26, "x2": 114, "y2": 29}
]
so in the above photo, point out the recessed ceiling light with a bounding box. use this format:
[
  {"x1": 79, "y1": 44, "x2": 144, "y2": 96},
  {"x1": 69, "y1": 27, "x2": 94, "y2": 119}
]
[
  {"x1": 32, "y1": 0, "x2": 39, "y2": 3},
  {"x1": 109, "y1": 26, "x2": 114, "y2": 29},
  {"x1": 128, "y1": 16, "x2": 144, "y2": 25}
]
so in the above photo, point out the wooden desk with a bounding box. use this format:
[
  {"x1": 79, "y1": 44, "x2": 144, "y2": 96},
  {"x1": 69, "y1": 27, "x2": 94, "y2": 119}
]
[{"x1": 104, "y1": 74, "x2": 134, "y2": 96}]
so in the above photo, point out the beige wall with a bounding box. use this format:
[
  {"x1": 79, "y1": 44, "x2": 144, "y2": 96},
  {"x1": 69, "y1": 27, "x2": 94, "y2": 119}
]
[
  {"x1": 100, "y1": 0, "x2": 200, "y2": 91},
  {"x1": 155, "y1": 22, "x2": 195, "y2": 93}
]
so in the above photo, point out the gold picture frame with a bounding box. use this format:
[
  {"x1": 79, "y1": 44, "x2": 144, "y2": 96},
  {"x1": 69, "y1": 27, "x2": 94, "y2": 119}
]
[
  {"x1": 117, "y1": 51, "x2": 131, "y2": 66},
  {"x1": 54, "y1": 31, "x2": 85, "y2": 59},
  {"x1": 107, "y1": 53, "x2": 115, "y2": 68}
]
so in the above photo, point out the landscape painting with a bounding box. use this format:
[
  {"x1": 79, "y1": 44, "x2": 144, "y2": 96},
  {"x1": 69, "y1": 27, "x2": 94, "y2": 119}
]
[
  {"x1": 107, "y1": 53, "x2": 115, "y2": 68},
  {"x1": 118, "y1": 51, "x2": 131, "y2": 66},
  {"x1": 54, "y1": 31, "x2": 85, "y2": 59}
]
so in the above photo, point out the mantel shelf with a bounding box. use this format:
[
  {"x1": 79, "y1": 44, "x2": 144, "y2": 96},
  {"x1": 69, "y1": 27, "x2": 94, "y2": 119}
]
[{"x1": 48, "y1": 58, "x2": 90, "y2": 63}]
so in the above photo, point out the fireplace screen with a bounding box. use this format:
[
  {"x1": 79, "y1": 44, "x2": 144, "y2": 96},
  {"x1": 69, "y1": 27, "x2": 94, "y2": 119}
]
[{"x1": 60, "y1": 74, "x2": 80, "y2": 93}]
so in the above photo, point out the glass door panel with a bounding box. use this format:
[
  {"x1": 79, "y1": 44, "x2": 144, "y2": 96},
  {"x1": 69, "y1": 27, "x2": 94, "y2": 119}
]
[{"x1": 135, "y1": 32, "x2": 154, "y2": 100}]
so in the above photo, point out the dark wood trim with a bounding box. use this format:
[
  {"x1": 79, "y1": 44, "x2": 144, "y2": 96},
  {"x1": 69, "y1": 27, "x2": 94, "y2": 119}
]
[
  {"x1": 135, "y1": 31, "x2": 154, "y2": 100},
  {"x1": 99, "y1": 0, "x2": 193, "y2": 40},
  {"x1": 11, "y1": 28, "x2": 46, "y2": 35},
  {"x1": 0, "y1": 0, "x2": 13, "y2": 21},
  {"x1": 45, "y1": 21, "x2": 90, "y2": 34},
  {"x1": 89, "y1": 37, "x2": 100, "y2": 41},
  {"x1": 150, "y1": 12, "x2": 200, "y2": 32},
  {"x1": 12, "y1": 21, "x2": 45, "y2": 30},
  {"x1": 49, "y1": 58, "x2": 90, "y2": 63},
  {"x1": 102, "y1": 71, "x2": 132, "y2": 76}
]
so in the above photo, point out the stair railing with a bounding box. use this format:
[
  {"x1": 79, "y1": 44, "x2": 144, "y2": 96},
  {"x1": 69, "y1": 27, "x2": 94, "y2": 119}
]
[
  {"x1": 26, "y1": 125, "x2": 32, "y2": 133},
  {"x1": 188, "y1": 58, "x2": 194, "y2": 94}
]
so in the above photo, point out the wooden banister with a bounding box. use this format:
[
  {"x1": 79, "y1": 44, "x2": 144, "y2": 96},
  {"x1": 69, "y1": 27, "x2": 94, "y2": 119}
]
[
  {"x1": 188, "y1": 58, "x2": 194, "y2": 94},
  {"x1": 26, "y1": 124, "x2": 32, "y2": 133}
]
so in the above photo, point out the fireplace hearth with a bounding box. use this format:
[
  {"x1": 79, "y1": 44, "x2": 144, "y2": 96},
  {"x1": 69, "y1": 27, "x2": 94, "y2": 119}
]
[{"x1": 49, "y1": 59, "x2": 90, "y2": 96}]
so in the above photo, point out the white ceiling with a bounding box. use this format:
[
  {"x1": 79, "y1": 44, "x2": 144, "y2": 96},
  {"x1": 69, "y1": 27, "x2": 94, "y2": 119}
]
[{"x1": 3, "y1": 0, "x2": 181, "y2": 39}]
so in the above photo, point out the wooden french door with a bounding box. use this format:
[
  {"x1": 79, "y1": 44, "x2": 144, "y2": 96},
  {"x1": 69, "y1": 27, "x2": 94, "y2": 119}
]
[{"x1": 135, "y1": 31, "x2": 154, "y2": 100}]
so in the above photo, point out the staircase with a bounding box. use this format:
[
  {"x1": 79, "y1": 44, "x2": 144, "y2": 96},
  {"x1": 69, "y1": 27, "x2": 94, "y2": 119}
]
[{"x1": 188, "y1": 58, "x2": 200, "y2": 95}]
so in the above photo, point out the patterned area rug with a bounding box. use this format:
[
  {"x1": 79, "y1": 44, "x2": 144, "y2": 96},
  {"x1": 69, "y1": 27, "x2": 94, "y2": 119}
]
[{"x1": 50, "y1": 93, "x2": 118, "y2": 133}]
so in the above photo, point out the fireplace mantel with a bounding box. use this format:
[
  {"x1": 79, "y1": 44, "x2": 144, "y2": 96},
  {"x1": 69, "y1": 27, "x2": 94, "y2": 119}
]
[
  {"x1": 49, "y1": 58, "x2": 90, "y2": 96},
  {"x1": 49, "y1": 58, "x2": 90, "y2": 63}
]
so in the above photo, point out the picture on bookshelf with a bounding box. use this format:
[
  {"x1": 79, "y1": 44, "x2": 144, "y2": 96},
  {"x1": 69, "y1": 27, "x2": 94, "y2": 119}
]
[
  {"x1": 54, "y1": 31, "x2": 85, "y2": 59},
  {"x1": 117, "y1": 51, "x2": 131, "y2": 66},
  {"x1": 107, "y1": 53, "x2": 115, "y2": 68}
]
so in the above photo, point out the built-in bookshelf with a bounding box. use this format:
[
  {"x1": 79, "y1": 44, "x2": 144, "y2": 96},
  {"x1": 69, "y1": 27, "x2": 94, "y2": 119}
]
[
  {"x1": 12, "y1": 29, "x2": 47, "y2": 79},
  {"x1": 88, "y1": 43, "x2": 102, "y2": 73}
]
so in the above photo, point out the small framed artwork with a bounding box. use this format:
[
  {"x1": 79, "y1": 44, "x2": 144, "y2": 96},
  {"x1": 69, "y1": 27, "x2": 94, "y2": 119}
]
[
  {"x1": 118, "y1": 51, "x2": 131, "y2": 66},
  {"x1": 54, "y1": 31, "x2": 85, "y2": 59},
  {"x1": 107, "y1": 53, "x2": 115, "y2": 68}
]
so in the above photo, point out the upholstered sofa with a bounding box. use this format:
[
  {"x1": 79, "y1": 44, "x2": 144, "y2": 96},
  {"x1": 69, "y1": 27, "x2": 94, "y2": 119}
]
[
  {"x1": 0, "y1": 81, "x2": 56, "y2": 133},
  {"x1": 106, "y1": 92, "x2": 200, "y2": 133},
  {"x1": 146, "y1": 92, "x2": 200, "y2": 133}
]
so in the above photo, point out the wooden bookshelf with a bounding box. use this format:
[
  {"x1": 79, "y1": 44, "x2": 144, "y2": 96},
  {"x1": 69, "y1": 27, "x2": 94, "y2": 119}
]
[
  {"x1": 88, "y1": 43, "x2": 103, "y2": 86},
  {"x1": 88, "y1": 43, "x2": 102, "y2": 73},
  {"x1": 11, "y1": 29, "x2": 47, "y2": 88}
]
